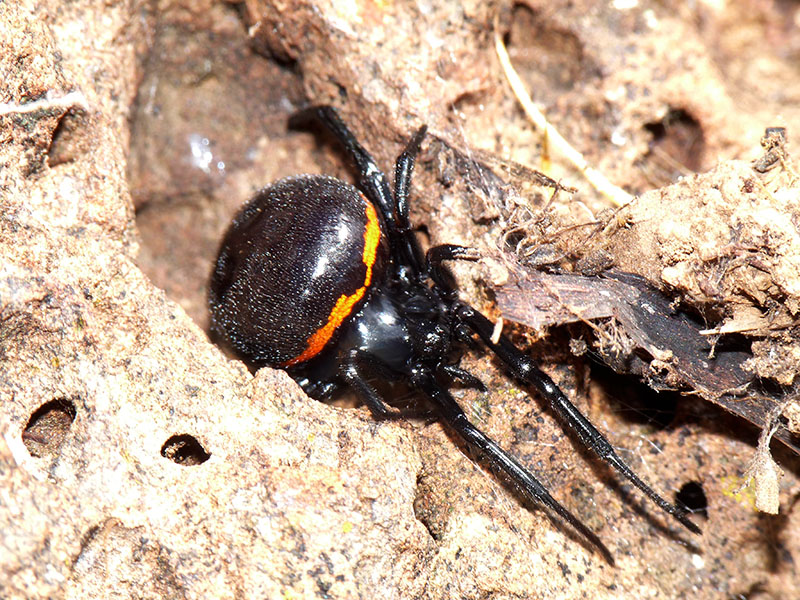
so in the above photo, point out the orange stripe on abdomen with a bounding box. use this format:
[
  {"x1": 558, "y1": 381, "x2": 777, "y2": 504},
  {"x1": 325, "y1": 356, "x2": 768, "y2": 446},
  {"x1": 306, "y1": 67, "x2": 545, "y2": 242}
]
[{"x1": 282, "y1": 201, "x2": 381, "y2": 366}]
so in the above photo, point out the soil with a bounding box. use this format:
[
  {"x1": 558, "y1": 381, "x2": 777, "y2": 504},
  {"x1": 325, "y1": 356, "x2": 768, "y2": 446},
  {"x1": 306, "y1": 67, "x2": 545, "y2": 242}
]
[{"x1": 2, "y1": 0, "x2": 800, "y2": 598}]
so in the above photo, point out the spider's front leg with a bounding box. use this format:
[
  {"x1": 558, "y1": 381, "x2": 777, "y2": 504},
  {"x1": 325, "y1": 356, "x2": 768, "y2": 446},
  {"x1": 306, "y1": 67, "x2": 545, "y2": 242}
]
[
  {"x1": 455, "y1": 304, "x2": 702, "y2": 535},
  {"x1": 411, "y1": 368, "x2": 615, "y2": 564},
  {"x1": 424, "y1": 244, "x2": 481, "y2": 293}
]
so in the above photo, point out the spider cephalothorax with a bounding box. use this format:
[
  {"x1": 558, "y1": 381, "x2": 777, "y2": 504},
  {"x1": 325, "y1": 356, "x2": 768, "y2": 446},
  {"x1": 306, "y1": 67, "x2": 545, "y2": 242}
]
[{"x1": 209, "y1": 106, "x2": 700, "y2": 562}]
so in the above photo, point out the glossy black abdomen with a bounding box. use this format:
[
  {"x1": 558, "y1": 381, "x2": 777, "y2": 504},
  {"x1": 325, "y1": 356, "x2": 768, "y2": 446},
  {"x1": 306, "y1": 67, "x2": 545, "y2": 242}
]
[{"x1": 209, "y1": 175, "x2": 388, "y2": 366}]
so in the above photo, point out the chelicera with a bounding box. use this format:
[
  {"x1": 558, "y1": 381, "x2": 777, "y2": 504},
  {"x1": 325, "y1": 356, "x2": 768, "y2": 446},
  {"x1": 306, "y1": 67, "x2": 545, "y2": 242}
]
[{"x1": 209, "y1": 106, "x2": 700, "y2": 562}]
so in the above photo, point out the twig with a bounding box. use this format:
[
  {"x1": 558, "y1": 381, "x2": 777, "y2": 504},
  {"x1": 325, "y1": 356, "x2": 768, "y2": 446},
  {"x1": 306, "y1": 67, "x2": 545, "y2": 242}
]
[
  {"x1": 494, "y1": 17, "x2": 634, "y2": 208},
  {"x1": 0, "y1": 90, "x2": 88, "y2": 117}
]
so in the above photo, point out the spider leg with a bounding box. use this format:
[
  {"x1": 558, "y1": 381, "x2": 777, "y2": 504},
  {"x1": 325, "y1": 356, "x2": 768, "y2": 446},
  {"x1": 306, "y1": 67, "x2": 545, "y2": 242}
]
[
  {"x1": 425, "y1": 244, "x2": 481, "y2": 292},
  {"x1": 340, "y1": 350, "x2": 394, "y2": 419},
  {"x1": 293, "y1": 375, "x2": 341, "y2": 401},
  {"x1": 412, "y1": 368, "x2": 614, "y2": 564},
  {"x1": 292, "y1": 106, "x2": 395, "y2": 226},
  {"x1": 440, "y1": 364, "x2": 488, "y2": 392},
  {"x1": 394, "y1": 125, "x2": 426, "y2": 228},
  {"x1": 393, "y1": 126, "x2": 428, "y2": 274},
  {"x1": 341, "y1": 350, "x2": 431, "y2": 419},
  {"x1": 455, "y1": 323, "x2": 483, "y2": 350},
  {"x1": 455, "y1": 304, "x2": 702, "y2": 535},
  {"x1": 294, "y1": 106, "x2": 422, "y2": 275}
]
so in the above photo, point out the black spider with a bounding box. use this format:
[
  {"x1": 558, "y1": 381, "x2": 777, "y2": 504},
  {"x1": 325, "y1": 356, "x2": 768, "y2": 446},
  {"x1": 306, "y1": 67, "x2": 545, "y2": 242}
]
[{"x1": 209, "y1": 106, "x2": 700, "y2": 562}]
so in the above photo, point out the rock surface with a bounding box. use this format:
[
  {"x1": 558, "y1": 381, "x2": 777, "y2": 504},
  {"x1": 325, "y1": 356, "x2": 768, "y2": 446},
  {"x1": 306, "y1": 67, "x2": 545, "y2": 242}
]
[{"x1": 2, "y1": 0, "x2": 800, "y2": 598}]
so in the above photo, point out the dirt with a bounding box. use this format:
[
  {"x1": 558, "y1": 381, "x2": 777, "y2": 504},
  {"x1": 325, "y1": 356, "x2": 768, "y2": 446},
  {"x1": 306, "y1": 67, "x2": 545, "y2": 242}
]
[{"x1": 2, "y1": 0, "x2": 800, "y2": 598}]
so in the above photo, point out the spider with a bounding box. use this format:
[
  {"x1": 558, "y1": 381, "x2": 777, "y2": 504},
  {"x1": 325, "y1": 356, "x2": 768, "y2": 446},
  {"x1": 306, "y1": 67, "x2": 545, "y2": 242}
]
[{"x1": 209, "y1": 106, "x2": 700, "y2": 562}]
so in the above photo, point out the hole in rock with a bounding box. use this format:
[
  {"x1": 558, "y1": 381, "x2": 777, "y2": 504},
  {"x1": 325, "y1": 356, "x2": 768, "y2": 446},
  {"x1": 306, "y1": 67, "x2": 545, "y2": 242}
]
[
  {"x1": 590, "y1": 365, "x2": 679, "y2": 431},
  {"x1": 642, "y1": 108, "x2": 705, "y2": 184},
  {"x1": 48, "y1": 110, "x2": 88, "y2": 167},
  {"x1": 23, "y1": 397, "x2": 78, "y2": 459},
  {"x1": 675, "y1": 480, "x2": 708, "y2": 519},
  {"x1": 161, "y1": 434, "x2": 211, "y2": 466},
  {"x1": 412, "y1": 472, "x2": 449, "y2": 542}
]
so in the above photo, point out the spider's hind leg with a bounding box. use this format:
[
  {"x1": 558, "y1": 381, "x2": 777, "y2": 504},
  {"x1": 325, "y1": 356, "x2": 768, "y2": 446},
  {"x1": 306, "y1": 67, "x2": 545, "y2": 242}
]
[
  {"x1": 340, "y1": 350, "x2": 397, "y2": 419},
  {"x1": 394, "y1": 125, "x2": 427, "y2": 230},
  {"x1": 391, "y1": 125, "x2": 429, "y2": 275},
  {"x1": 341, "y1": 350, "x2": 432, "y2": 420},
  {"x1": 293, "y1": 105, "x2": 432, "y2": 277},
  {"x1": 290, "y1": 106, "x2": 406, "y2": 258}
]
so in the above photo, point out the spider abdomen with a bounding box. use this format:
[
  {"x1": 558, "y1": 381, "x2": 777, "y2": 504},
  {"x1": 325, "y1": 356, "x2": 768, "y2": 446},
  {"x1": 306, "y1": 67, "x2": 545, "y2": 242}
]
[{"x1": 209, "y1": 174, "x2": 388, "y2": 367}]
